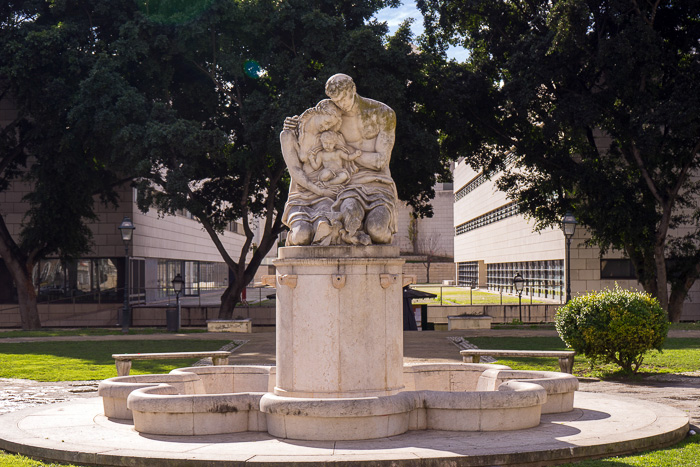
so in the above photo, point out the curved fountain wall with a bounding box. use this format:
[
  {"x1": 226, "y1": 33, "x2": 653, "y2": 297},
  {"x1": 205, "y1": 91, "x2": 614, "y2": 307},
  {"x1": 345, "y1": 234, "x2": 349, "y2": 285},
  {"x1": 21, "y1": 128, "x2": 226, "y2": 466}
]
[
  {"x1": 98, "y1": 362, "x2": 577, "y2": 439},
  {"x1": 97, "y1": 246, "x2": 578, "y2": 441}
]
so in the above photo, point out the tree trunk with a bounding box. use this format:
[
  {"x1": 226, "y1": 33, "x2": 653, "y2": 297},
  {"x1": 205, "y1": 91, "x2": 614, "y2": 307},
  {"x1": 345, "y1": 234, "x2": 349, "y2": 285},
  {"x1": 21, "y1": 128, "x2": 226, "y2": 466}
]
[
  {"x1": 667, "y1": 292, "x2": 685, "y2": 323},
  {"x1": 653, "y1": 243, "x2": 669, "y2": 312},
  {"x1": 0, "y1": 217, "x2": 41, "y2": 329},
  {"x1": 667, "y1": 260, "x2": 700, "y2": 323},
  {"x1": 15, "y1": 271, "x2": 41, "y2": 330},
  {"x1": 218, "y1": 281, "x2": 243, "y2": 320}
]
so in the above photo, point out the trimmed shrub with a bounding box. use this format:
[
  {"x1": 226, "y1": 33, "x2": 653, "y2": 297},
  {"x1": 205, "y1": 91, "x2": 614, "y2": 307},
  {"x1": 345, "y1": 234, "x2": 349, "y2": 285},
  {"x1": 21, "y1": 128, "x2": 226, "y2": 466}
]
[{"x1": 555, "y1": 286, "x2": 669, "y2": 373}]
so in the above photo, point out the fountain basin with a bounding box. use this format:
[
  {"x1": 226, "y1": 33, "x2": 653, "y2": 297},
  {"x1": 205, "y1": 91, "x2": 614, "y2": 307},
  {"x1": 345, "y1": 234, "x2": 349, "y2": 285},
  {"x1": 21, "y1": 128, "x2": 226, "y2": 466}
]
[{"x1": 98, "y1": 362, "x2": 578, "y2": 440}]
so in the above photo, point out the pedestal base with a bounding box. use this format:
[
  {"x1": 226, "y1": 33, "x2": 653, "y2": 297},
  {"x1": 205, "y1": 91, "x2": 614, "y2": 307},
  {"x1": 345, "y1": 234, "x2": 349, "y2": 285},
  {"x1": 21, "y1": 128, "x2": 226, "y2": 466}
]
[{"x1": 273, "y1": 246, "x2": 404, "y2": 398}]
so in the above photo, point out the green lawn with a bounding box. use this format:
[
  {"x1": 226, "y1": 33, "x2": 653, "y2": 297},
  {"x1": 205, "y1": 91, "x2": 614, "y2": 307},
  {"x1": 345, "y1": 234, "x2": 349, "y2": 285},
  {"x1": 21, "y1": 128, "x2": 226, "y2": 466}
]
[
  {"x1": 0, "y1": 453, "x2": 81, "y2": 467},
  {"x1": 412, "y1": 286, "x2": 550, "y2": 305},
  {"x1": 559, "y1": 436, "x2": 700, "y2": 466},
  {"x1": 0, "y1": 327, "x2": 206, "y2": 339},
  {"x1": 0, "y1": 339, "x2": 233, "y2": 381},
  {"x1": 465, "y1": 336, "x2": 700, "y2": 376}
]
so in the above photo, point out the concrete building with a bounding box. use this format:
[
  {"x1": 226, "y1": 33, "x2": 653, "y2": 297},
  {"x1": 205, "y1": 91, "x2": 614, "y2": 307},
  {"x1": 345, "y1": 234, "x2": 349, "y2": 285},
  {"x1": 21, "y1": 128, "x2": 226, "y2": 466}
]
[
  {"x1": 0, "y1": 91, "x2": 281, "y2": 327},
  {"x1": 393, "y1": 182, "x2": 455, "y2": 284},
  {"x1": 453, "y1": 158, "x2": 700, "y2": 321},
  {"x1": 0, "y1": 175, "x2": 254, "y2": 325}
]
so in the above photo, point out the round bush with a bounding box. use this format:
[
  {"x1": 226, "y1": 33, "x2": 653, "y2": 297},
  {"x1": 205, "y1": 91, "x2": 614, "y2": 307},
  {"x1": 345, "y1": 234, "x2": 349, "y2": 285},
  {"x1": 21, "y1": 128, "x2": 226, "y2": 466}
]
[{"x1": 555, "y1": 286, "x2": 669, "y2": 373}]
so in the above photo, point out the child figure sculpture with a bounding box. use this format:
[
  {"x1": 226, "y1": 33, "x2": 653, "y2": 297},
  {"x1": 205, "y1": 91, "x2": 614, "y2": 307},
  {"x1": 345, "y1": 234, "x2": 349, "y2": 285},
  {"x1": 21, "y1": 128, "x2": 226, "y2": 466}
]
[{"x1": 307, "y1": 130, "x2": 362, "y2": 186}]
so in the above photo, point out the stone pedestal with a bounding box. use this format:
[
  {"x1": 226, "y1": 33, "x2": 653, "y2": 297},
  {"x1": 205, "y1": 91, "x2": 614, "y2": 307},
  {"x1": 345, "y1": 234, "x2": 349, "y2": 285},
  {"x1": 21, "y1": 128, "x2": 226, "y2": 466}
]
[{"x1": 272, "y1": 246, "x2": 405, "y2": 398}]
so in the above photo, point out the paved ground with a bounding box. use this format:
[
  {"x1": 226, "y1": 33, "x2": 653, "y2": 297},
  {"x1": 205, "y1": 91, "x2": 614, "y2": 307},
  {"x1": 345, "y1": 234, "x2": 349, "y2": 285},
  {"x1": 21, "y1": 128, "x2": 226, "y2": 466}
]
[
  {"x1": 0, "y1": 393, "x2": 688, "y2": 466},
  {"x1": 1, "y1": 328, "x2": 699, "y2": 428}
]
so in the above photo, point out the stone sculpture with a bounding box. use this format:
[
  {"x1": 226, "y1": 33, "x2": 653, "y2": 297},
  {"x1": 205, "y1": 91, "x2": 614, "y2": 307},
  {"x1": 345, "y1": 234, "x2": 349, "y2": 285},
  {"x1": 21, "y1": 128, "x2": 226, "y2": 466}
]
[{"x1": 280, "y1": 74, "x2": 398, "y2": 246}]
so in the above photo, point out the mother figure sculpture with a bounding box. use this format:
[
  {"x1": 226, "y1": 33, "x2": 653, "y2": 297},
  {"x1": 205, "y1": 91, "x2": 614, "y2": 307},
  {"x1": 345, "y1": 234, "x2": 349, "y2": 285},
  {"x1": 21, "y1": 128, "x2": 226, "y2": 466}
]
[{"x1": 280, "y1": 74, "x2": 398, "y2": 246}]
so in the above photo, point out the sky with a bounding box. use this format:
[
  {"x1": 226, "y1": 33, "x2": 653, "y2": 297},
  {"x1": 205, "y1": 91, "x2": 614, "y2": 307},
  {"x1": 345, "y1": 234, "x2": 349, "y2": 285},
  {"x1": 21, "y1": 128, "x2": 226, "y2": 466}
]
[{"x1": 374, "y1": 0, "x2": 469, "y2": 62}]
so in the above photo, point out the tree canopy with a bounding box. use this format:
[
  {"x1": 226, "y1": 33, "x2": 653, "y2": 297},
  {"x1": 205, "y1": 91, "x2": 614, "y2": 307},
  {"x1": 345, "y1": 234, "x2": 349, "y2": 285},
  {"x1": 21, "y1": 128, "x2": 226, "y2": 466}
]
[
  {"x1": 419, "y1": 0, "x2": 700, "y2": 321},
  {"x1": 125, "y1": 0, "x2": 451, "y2": 318},
  {"x1": 0, "y1": 0, "x2": 142, "y2": 328},
  {"x1": 1, "y1": 0, "x2": 452, "y2": 323}
]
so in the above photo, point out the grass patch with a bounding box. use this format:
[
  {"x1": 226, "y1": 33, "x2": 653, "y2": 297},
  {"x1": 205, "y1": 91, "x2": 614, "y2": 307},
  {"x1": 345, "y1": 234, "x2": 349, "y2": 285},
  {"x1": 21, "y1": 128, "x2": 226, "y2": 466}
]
[
  {"x1": 669, "y1": 322, "x2": 700, "y2": 331},
  {"x1": 0, "y1": 452, "x2": 81, "y2": 467},
  {"x1": 559, "y1": 435, "x2": 700, "y2": 466},
  {"x1": 0, "y1": 340, "x2": 233, "y2": 381},
  {"x1": 0, "y1": 328, "x2": 206, "y2": 339},
  {"x1": 412, "y1": 286, "x2": 549, "y2": 305},
  {"x1": 465, "y1": 336, "x2": 700, "y2": 377}
]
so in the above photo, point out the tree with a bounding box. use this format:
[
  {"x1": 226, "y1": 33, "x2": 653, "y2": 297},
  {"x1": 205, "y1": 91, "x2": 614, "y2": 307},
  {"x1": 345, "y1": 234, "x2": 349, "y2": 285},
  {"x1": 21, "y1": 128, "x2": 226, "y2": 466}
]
[
  {"x1": 83, "y1": 0, "x2": 451, "y2": 319},
  {"x1": 0, "y1": 0, "x2": 140, "y2": 329},
  {"x1": 417, "y1": 234, "x2": 444, "y2": 284},
  {"x1": 419, "y1": 0, "x2": 700, "y2": 321}
]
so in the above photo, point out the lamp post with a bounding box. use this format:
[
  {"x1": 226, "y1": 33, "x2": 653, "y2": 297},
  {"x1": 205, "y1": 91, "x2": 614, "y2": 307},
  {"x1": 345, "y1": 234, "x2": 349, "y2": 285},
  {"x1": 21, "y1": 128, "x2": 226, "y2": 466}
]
[
  {"x1": 118, "y1": 217, "x2": 135, "y2": 333},
  {"x1": 561, "y1": 211, "x2": 578, "y2": 303},
  {"x1": 513, "y1": 273, "x2": 525, "y2": 323},
  {"x1": 172, "y1": 273, "x2": 184, "y2": 332}
]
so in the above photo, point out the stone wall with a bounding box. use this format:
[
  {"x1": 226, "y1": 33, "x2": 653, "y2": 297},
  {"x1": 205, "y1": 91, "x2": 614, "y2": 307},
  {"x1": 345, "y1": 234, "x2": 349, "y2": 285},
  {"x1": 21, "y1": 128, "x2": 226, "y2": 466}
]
[
  {"x1": 0, "y1": 303, "x2": 275, "y2": 328},
  {"x1": 424, "y1": 304, "x2": 562, "y2": 325},
  {"x1": 402, "y1": 262, "x2": 455, "y2": 284}
]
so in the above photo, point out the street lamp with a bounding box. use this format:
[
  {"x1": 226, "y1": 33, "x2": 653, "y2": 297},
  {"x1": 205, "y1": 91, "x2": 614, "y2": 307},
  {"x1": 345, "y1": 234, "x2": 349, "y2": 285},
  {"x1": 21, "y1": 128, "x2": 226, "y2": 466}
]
[
  {"x1": 561, "y1": 211, "x2": 578, "y2": 303},
  {"x1": 118, "y1": 217, "x2": 135, "y2": 333},
  {"x1": 171, "y1": 273, "x2": 184, "y2": 332},
  {"x1": 513, "y1": 273, "x2": 525, "y2": 323}
]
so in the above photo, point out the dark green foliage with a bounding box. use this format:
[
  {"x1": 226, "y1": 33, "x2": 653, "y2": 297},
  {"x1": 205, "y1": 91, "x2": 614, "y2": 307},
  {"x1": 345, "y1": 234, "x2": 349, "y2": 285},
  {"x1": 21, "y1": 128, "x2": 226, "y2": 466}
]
[
  {"x1": 418, "y1": 0, "x2": 700, "y2": 321},
  {"x1": 1, "y1": 0, "x2": 451, "y2": 322},
  {"x1": 1, "y1": 0, "x2": 140, "y2": 263},
  {"x1": 115, "y1": 0, "x2": 450, "y2": 317},
  {"x1": 555, "y1": 287, "x2": 669, "y2": 373}
]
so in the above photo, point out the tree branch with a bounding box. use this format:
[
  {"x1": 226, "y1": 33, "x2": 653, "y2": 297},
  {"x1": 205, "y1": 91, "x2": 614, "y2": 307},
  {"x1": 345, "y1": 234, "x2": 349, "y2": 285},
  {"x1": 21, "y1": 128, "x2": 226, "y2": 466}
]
[
  {"x1": 669, "y1": 141, "x2": 700, "y2": 200},
  {"x1": 630, "y1": 143, "x2": 663, "y2": 204},
  {"x1": 197, "y1": 211, "x2": 238, "y2": 271}
]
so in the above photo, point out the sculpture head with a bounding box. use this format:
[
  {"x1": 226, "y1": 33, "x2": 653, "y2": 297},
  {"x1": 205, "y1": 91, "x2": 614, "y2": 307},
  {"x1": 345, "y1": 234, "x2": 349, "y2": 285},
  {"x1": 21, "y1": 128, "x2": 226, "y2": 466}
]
[
  {"x1": 325, "y1": 74, "x2": 356, "y2": 113},
  {"x1": 320, "y1": 131, "x2": 338, "y2": 151}
]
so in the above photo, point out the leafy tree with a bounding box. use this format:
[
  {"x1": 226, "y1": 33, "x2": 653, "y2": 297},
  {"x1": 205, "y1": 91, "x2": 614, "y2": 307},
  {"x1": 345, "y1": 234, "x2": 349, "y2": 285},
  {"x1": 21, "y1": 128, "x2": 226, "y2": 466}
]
[
  {"x1": 1, "y1": 0, "x2": 451, "y2": 325},
  {"x1": 111, "y1": 0, "x2": 449, "y2": 319},
  {"x1": 419, "y1": 0, "x2": 700, "y2": 321},
  {"x1": 0, "y1": 0, "x2": 140, "y2": 329}
]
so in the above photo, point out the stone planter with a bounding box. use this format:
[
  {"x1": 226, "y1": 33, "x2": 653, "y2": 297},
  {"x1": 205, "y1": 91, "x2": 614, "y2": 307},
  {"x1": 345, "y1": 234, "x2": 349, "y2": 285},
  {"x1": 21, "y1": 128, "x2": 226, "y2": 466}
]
[
  {"x1": 207, "y1": 319, "x2": 252, "y2": 333},
  {"x1": 447, "y1": 315, "x2": 492, "y2": 330}
]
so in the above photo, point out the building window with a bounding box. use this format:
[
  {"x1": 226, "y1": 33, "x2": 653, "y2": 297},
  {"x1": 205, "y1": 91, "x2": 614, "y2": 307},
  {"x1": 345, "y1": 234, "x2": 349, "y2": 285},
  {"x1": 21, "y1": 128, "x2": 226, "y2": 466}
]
[
  {"x1": 457, "y1": 262, "x2": 478, "y2": 287},
  {"x1": 486, "y1": 260, "x2": 564, "y2": 300},
  {"x1": 31, "y1": 258, "x2": 120, "y2": 303},
  {"x1": 454, "y1": 173, "x2": 487, "y2": 202},
  {"x1": 600, "y1": 259, "x2": 636, "y2": 279},
  {"x1": 455, "y1": 201, "x2": 519, "y2": 235},
  {"x1": 157, "y1": 259, "x2": 229, "y2": 298},
  {"x1": 227, "y1": 221, "x2": 244, "y2": 234}
]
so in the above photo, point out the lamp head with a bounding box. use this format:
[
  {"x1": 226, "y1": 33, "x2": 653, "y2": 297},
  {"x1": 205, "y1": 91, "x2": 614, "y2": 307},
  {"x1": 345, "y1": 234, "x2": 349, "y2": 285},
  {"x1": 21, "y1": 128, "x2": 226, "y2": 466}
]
[
  {"x1": 561, "y1": 211, "x2": 578, "y2": 238},
  {"x1": 118, "y1": 217, "x2": 135, "y2": 243},
  {"x1": 172, "y1": 273, "x2": 184, "y2": 294},
  {"x1": 513, "y1": 273, "x2": 525, "y2": 293}
]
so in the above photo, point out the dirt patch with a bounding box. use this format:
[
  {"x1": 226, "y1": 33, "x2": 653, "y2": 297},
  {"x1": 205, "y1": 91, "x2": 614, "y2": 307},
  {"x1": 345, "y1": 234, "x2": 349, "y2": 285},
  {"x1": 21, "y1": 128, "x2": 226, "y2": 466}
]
[{"x1": 0, "y1": 378, "x2": 98, "y2": 416}]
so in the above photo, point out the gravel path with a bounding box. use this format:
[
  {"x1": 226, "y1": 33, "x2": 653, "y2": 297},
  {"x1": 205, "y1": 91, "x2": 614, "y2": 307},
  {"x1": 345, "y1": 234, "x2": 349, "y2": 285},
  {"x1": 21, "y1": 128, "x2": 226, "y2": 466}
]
[{"x1": 0, "y1": 378, "x2": 98, "y2": 416}]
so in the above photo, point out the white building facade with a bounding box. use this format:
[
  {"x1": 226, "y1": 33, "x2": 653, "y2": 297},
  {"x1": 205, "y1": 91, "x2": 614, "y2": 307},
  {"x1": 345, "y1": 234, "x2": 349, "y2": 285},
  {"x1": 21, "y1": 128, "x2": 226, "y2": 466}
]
[{"x1": 453, "y1": 159, "x2": 700, "y2": 320}]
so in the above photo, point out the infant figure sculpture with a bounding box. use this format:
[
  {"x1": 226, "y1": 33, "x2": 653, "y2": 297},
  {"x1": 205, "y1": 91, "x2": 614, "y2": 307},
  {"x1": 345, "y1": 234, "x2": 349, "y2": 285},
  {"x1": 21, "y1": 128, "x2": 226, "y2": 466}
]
[{"x1": 280, "y1": 73, "x2": 398, "y2": 246}]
